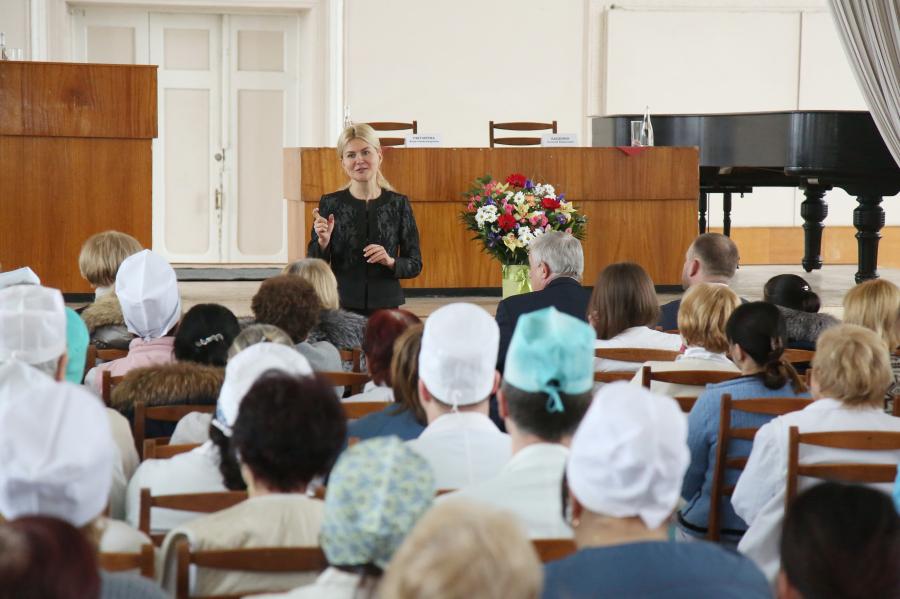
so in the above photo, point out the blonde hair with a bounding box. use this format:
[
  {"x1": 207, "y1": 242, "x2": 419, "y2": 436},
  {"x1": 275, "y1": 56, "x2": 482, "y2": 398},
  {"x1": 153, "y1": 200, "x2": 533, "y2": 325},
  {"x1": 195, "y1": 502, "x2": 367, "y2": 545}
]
[
  {"x1": 336, "y1": 123, "x2": 394, "y2": 191},
  {"x1": 842, "y1": 279, "x2": 900, "y2": 350},
  {"x1": 227, "y1": 324, "x2": 293, "y2": 359},
  {"x1": 677, "y1": 283, "x2": 740, "y2": 353},
  {"x1": 78, "y1": 231, "x2": 143, "y2": 288},
  {"x1": 379, "y1": 500, "x2": 542, "y2": 599},
  {"x1": 282, "y1": 258, "x2": 340, "y2": 310},
  {"x1": 811, "y1": 324, "x2": 893, "y2": 407},
  {"x1": 390, "y1": 325, "x2": 426, "y2": 425}
]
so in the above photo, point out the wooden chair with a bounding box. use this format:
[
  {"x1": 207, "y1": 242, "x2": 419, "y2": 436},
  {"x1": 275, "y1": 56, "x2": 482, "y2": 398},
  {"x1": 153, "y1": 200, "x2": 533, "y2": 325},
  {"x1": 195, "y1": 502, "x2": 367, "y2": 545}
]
[
  {"x1": 785, "y1": 427, "x2": 900, "y2": 511},
  {"x1": 338, "y1": 347, "x2": 363, "y2": 373},
  {"x1": 673, "y1": 396, "x2": 698, "y2": 413},
  {"x1": 84, "y1": 344, "x2": 97, "y2": 381},
  {"x1": 174, "y1": 540, "x2": 328, "y2": 599},
  {"x1": 134, "y1": 401, "x2": 216, "y2": 459},
  {"x1": 595, "y1": 347, "x2": 680, "y2": 362},
  {"x1": 368, "y1": 120, "x2": 417, "y2": 147},
  {"x1": 101, "y1": 371, "x2": 125, "y2": 407},
  {"x1": 593, "y1": 371, "x2": 635, "y2": 384},
  {"x1": 894, "y1": 397, "x2": 899, "y2": 418},
  {"x1": 706, "y1": 394, "x2": 813, "y2": 541},
  {"x1": 98, "y1": 544, "x2": 155, "y2": 579},
  {"x1": 342, "y1": 401, "x2": 391, "y2": 420},
  {"x1": 531, "y1": 538, "x2": 577, "y2": 563},
  {"x1": 97, "y1": 347, "x2": 129, "y2": 361},
  {"x1": 320, "y1": 371, "x2": 370, "y2": 395},
  {"x1": 489, "y1": 120, "x2": 557, "y2": 147},
  {"x1": 139, "y1": 489, "x2": 248, "y2": 546},
  {"x1": 783, "y1": 348, "x2": 815, "y2": 364},
  {"x1": 143, "y1": 439, "x2": 201, "y2": 460},
  {"x1": 640, "y1": 366, "x2": 740, "y2": 389}
]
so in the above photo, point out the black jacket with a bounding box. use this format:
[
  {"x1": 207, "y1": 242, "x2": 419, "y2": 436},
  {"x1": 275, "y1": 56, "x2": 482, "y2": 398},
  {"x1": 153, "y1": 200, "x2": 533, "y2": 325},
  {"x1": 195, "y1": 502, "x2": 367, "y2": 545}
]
[
  {"x1": 308, "y1": 189, "x2": 422, "y2": 310},
  {"x1": 494, "y1": 276, "x2": 592, "y2": 372}
]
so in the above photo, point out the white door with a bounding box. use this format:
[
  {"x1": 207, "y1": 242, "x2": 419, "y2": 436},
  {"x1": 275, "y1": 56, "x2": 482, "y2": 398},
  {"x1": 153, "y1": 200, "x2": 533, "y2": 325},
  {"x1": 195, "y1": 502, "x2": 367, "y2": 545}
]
[{"x1": 71, "y1": 8, "x2": 299, "y2": 264}]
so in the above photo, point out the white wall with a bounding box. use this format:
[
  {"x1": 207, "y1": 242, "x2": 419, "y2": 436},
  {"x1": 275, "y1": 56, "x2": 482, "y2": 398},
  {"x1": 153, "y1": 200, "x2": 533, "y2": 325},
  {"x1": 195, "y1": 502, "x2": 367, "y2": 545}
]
[{"x1": 0, "y1": 0, "x2": 30, "y2": 57}]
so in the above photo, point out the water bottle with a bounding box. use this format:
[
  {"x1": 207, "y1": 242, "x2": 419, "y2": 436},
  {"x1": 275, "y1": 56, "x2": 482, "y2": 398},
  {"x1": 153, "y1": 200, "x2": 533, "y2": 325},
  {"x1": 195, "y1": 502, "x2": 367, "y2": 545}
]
[{"x1": 641, "y1": 105, "x2": 654, "y2": 147}]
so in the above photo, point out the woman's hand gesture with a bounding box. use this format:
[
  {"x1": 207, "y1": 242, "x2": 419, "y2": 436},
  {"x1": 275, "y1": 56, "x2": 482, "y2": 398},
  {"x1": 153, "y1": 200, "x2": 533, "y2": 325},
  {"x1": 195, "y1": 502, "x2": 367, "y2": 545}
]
[
  {"x1": 313, "y1": 208, "x2": 335, "y2": 249},
  {"x1": 364, "y1": 244, "x2": 395, "y2": 269}
]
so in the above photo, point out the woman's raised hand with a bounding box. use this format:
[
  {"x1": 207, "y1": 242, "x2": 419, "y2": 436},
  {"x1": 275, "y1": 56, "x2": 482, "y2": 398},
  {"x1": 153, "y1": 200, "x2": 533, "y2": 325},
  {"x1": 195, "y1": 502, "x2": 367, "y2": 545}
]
[{"x1": 313, "y1": 208, "x2": 335, "y2": 249}]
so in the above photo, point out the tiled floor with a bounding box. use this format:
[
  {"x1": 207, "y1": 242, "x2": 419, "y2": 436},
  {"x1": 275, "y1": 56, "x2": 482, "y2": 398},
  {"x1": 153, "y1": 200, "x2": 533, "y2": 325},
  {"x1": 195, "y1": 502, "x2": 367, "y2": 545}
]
[{"x1": 173, "y1": 264, "x2": 895, "y2": 320}]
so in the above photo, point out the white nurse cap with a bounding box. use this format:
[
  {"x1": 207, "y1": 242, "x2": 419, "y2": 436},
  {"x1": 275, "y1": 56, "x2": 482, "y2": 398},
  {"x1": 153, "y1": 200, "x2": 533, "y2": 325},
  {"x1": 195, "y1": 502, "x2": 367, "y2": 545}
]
[
  {"x1": 0, "y1": 285, "x2": 67, "y2": 365},
  {"x1": 115, "y1": 249, "x2": 181, "y2": 340}
]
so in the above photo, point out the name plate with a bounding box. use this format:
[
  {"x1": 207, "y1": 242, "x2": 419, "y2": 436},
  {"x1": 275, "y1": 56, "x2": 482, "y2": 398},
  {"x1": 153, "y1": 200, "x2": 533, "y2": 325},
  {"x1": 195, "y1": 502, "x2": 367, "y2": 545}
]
[
  {"x1": 405, "y1": 134, "x2": 442, "y2": 147},
  {"x1": 541, "y1": 133, "x2": 579, "y2": 147}
]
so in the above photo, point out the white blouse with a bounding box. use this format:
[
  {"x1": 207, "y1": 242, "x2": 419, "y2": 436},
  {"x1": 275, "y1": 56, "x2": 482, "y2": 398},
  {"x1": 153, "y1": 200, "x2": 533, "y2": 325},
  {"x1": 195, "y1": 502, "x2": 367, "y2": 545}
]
[{"x1": 594, "y1": 326, "x2": 683, "y2": 372}]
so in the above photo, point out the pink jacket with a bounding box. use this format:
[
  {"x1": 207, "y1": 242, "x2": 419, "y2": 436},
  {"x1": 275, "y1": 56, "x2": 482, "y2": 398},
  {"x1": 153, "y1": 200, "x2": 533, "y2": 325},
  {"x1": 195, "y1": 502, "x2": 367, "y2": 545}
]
[{"x1": 91, "y1": 337, "x2": 175, "y2": 393}]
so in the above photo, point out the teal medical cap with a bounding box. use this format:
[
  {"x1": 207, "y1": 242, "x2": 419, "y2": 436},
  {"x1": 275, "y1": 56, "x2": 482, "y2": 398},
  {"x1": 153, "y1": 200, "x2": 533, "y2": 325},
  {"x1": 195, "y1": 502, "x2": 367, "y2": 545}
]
[
  {"x1": 64, "y1": 308, "x2": 89, "y2": 384},
  {"x1": 503, "y1": 307, "x2": 595, "y2": 413}
]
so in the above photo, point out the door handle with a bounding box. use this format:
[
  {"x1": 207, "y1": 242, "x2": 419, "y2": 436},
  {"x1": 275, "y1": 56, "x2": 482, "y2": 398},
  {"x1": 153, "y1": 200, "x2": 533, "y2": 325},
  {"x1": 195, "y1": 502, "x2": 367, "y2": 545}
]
[{"x1": 215, "y1": 188, "x2": 223, "y2": 211}]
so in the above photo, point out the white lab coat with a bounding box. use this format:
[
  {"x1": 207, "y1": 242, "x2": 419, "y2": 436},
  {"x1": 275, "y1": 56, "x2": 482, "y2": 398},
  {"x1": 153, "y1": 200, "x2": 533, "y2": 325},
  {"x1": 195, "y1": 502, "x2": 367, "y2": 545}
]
[
  {"x1": 407, "y1": 411, "x2": 511, "y2": 490},
  {"x1": 630, "y1": 347, "x2": 739, "y2": 399},
  {"x1": 594, "y1": 326, "x2": 682, "y2": 372},
  {"x1": 107, "y1": 408, "x2": 140, "y2": 520},
  {"x1": 254, "y1": 568, "x2": 373, "y2": 599},
  {"x1": 443, "y1": 442, "x2": 572, "y2": 539},
  {"x1": 732, "y1": 398, "x2": 900, "y2": 583}
]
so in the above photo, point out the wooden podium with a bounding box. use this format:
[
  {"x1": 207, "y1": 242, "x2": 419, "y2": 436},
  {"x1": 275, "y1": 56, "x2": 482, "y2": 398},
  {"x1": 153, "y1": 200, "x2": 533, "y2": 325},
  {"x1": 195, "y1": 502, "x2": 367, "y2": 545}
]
[
  {"x1": 285, "y1": 147, "x2": 698, "y2": 287},
  {"x1": 0, "y1": 61, "x2": 156, "y2": 294}
]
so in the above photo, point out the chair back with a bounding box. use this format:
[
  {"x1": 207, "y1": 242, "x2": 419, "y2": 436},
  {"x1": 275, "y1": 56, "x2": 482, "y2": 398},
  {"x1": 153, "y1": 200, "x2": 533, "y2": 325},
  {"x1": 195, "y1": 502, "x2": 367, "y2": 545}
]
[
  {"x1": 338, "y1": 347, "x2": 363, "y2": 372},
  {"x1": 134, "y1": 401, "x2": 216, "y2": 459},
  {"x1": 593, "y1": 371, "x2": 635, "y2": 383},
  {"x1": 782, "y1": 348, "x2": 815, "y2": 364},
  {"x1": 706, "y1": 394, "x2": 813, "y2": 541},
  {"x1": 139, "y1": 488, "x2": 248, "y2": 545},
  {"x1": 489, "y1": 120, "x2": 557, "y2": 147},
  {"x1": 640, "y1": 366, "x2": 740, "y2": 389},
  {"x1": 320, "y1": 371, "x2": 370, "y2": 395},
  {"x1": 84, "y1": 344, "x2": 97, "y2": 381},
  {"x1": 101, "y1": 370, "x2": 125, "y2": 407},
  {"x1": 785, "y1": 427, "x2": 900, "y2": 511},
  {"x1": 595, "y1": 347, "x2": 679, "y2": 362},
  {"x1": 531, "y1": 538, "x2": 577, "y2": 563},
  {"x1": 143, "y1": 438, "x2": 201, "y2": 460},
  {"x1": 97, "y1": 347, "x2": 129, "y2": 362},
  {"x1": 174, "y1": 540, "x2": 328, "y2": 599},
  {"x1": 98, "y1": 544, "x2": 155, "y2": 579},
  {"x1": 367, "y1": 120, "x2": 417, "y2": 147},
  {"x1": 342, "y1": 401, "x2": 391, "y2": 419},
  {"x1": 673, "y1": 396, "x2": 698, "y2": 413}
]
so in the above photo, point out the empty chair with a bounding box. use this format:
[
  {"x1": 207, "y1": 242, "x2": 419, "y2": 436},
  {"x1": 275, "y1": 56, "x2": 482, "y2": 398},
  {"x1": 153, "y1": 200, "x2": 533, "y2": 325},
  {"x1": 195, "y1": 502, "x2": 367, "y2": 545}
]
[
  {"x1": 368, "y1": 120, "x2": 417, "y2": 147},
  {"x1": 489, "y1": 120, "x2": 557, "y2": 147}
]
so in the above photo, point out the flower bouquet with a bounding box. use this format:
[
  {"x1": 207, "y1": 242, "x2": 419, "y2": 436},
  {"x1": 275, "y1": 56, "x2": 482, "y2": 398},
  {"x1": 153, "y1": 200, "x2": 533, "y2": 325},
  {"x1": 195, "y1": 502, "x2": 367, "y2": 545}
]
[{"x1": 461, "y1": 173, "x2": 587, "y2": 297}]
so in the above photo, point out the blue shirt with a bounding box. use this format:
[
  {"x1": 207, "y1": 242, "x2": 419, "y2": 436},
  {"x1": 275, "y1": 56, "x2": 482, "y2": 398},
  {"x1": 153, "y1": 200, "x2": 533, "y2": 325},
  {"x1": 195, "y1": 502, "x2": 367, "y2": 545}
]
[
  {"x1": 542, "y1": 541, "x2": 770, "y2": 599},
  {"x1": 347, "y1": 403, "x2": 425, "y2": 442},
  {"x1": 680, "y1": 375, "x2": 809, "y2": 539}
]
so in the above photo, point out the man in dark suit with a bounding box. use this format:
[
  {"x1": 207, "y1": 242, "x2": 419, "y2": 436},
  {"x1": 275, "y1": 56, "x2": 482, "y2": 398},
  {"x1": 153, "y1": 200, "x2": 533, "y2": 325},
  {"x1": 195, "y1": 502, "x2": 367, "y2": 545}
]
[
  {"x1": 495, "y1": 231, "x2": 591, "y2": 373},
  {"x1": 658, "y1": 233, "x2": 741, "y2": 331}
]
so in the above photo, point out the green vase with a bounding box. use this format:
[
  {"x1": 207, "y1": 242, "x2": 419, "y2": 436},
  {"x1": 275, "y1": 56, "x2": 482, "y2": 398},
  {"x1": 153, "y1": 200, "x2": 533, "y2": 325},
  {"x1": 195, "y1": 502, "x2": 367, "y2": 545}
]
[{"x1": 501, "y1": 264, "x2": 532, "y2": 298}]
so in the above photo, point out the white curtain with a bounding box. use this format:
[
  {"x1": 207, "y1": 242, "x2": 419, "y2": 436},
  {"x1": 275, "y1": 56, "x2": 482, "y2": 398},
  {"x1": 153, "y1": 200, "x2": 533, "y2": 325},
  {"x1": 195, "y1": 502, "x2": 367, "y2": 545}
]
[{"x1": 828, "y1": 0, "x2": 900, "y2": 167}]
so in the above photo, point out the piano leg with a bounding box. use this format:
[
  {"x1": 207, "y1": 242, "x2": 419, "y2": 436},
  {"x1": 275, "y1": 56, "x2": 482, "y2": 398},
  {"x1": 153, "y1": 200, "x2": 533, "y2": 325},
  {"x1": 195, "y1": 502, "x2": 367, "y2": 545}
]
[
  {"x1": 698, "y1": 192, "x2": 708, "y2": 234},
  {"x1": 723, "y1": 192, "x2": 732, "y2": 237},
  {"x1": 853, "y1": 194, "x2": 885, "y2": 283},
  {"x1": 800, "y1": 186, "x2": 829, "y2": 272}
]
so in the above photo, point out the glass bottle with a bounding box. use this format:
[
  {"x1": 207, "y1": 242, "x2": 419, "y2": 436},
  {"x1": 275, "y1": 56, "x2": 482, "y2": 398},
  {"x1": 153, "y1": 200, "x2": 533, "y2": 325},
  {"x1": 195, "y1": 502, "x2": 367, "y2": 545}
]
[{"x1": 641, "y1": 105, "x2": 654, "y2": 147}]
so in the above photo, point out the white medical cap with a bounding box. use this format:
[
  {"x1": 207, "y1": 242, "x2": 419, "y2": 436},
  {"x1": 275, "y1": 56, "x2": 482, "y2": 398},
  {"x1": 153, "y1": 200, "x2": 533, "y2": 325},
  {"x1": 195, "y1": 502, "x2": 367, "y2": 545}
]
[
  {"x1": 566, "y1": 382, "x2": 690, "y2": 529},
  {"x1": 115, "y1": 249, "x2": 181, "y2": 340},
  {"x1": 418, "y1": 303, "x2": 499, "y2": 407},
  {"x1": 0, "y1": 285, "x2": 67, "y2": 364},
  {"x1": 0, "y1": 381, "x2": 115, "y2": 526},
  {"x1": 0, "y1": 267, "x2": 40, "y2": 289},
  {"x1": 213, "y1": 343, "x2": 313, "y2": 436},
  {"x1": 0, "y1": 361, "x2": 56, "y2": 403}
]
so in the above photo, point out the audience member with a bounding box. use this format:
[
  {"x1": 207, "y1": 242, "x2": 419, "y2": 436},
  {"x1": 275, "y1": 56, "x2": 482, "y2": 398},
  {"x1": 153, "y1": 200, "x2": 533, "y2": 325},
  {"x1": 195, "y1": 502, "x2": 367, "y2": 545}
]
[
  {"x1": 543, "y1": 382, "x2": 769, "y2": 599},
  {"x1": 678, "y1": 302, "x2": 809, "y2": 544},
  {"x1": 64, "y1": 306, "x2": 90, "y2": 383},
  {"x1": 777, "y1": 482, "x2": 899, "y2": 599},
  {"x1": 110, "y1": 304, "x2": 239, "y2": 436},
  {"x1": 86, "y1": 249, "x2": 181, "y2": 390},
  {"x1": 0, "y1": 284, "x2": 138, "y2": 519},
  {"x1": 631, "y1": 283, "x2": 741, "y2": 397},
  {"x1": 252, "y1": 275, "x2": 342, "y2": 373},
  {"x1": 0, "y1": 266, "x2": 40, "y2": 289},
  {"x1": 733, "y1": 324, "x2": 900, "y2": 582},
  {"x1": 659, "y1": 233, "x2": 741, "y2": 330},
  {"x1": 347, "y1": 325, "x2": 427, "y2": 442},
  {"x1": 494, "y1": 231, "x2": 590, "y2": 372},
  {"x1": 284, "y1": 258, "x2": 368, "y2": 357},
  {"x1": 260, "y1": 437, "x2": 435, "y2": 598},
  {"x1": 590, "y1": 262, "x2": 681, "y2": 372},
  {"x1": 160, "y1": 371, "x2": 346, "y2": 597},
  {"x1": 763, "y1": 274, "x2": 838, "y2": 349},
  {"x1": 125, "y1": 343, "x2": 313, "y2": 532},
  {"x1": 380, "y1": 500, "x2": 543, "y2": 599},
  {"x1": 78, "y1": 230, "x2": 143, "y2": 350},
  {"x1": 843, "y1": 278, "x2": 900, "y2": 406},
  {"x1": 407, "y1": 303, "x2": 510, "y2": 489},
  {"x1": 346, "y1": 309, "x2": 421, "y2": 402},
  {"x1": 446, "y1": 307, "x2": 593, "y2": 538},
  {"x1": 0, "y1": 382, "x2": 163, "y2": 598}
]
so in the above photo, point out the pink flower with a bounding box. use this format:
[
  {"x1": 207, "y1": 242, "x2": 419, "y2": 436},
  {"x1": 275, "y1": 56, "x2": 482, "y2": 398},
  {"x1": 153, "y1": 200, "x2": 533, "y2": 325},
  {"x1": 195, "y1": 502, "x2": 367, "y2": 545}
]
[
  {"x1": 467, "y1": 201, "x2": 475, "y2": 212},
  {"x1": 504, "y1": 204, "x2": 514, "y2": 215},
  {"x1": 565, "y1": 227, "x2": 572, "y2": 234}
]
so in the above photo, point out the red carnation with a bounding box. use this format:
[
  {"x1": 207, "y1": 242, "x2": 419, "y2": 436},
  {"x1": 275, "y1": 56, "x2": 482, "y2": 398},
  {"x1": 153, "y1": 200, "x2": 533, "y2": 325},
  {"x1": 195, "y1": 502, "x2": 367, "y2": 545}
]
[
  {"x1": 506, "y1": 173, "x2": 527, "y2": 188},
  {"x1": 497, "y1": 213, "x2": 517, "y2": 231},
  {"x1": 542, "y1": 197, "x2": 561, "y2": 210}
]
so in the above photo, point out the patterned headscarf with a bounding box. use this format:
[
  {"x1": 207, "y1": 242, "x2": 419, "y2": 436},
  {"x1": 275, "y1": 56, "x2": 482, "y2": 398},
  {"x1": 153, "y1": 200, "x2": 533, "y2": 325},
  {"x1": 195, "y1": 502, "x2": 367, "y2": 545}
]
[{"x1": 321, "y1": 437, "x2": 435, "y2": 568}]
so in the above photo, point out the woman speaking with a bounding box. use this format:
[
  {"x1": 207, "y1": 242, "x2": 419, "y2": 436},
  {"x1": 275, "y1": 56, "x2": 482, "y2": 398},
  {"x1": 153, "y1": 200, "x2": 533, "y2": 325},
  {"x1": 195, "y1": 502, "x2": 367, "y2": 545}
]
[{"x1": 307, "y1": 124, "x2": 422, "y2": 315}]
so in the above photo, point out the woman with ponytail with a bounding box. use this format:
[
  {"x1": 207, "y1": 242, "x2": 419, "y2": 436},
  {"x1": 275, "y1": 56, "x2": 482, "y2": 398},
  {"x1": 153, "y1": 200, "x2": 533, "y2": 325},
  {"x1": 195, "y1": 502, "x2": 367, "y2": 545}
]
[
  {"x1": 307, "y1": 123, "x2": 422, "y2": 315},
  {"x1": 676, "y1": 302, "x2": 809, "y2": 545}
]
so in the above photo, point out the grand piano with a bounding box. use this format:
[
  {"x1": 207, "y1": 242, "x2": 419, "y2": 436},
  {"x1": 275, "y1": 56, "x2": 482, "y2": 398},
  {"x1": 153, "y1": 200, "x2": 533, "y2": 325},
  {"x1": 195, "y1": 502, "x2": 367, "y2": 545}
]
[{"x1": 592, "y1": 111, "x2": 900, "y2": 282}]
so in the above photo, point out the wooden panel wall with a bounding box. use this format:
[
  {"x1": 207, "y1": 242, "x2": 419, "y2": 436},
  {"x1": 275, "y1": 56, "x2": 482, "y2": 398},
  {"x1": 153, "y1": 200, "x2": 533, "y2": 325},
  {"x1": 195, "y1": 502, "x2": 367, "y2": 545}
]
[{"x1": 292, "y1": 147, "x2": 698, "y2": 287}]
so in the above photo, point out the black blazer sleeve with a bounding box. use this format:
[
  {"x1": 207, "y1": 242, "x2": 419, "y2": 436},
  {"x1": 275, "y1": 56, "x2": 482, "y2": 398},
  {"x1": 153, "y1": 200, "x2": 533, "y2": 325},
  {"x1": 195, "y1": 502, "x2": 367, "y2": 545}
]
[
  {"x1": 392, "y1": 197, "x2": 422, "y2": 279},
  {"x1": 307, "y1": 196, "x2": 333, "y2": 261},
  {"x1": 495, "y1": 299, "x2": 515, "y2": 373}
]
